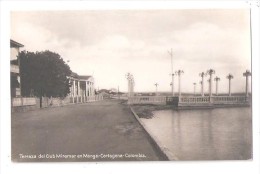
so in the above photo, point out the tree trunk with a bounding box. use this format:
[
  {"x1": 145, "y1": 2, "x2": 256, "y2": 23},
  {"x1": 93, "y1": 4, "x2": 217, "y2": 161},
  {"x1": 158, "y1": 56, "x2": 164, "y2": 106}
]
[{"x1": 40, "y1": 96, "x2": 42, "y2": 108}]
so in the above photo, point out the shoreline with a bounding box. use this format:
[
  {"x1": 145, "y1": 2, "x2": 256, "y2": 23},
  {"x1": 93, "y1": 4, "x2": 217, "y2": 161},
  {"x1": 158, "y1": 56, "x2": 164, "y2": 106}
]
[{"x1": 130, "y1": 106, "x2": 178, "y2": 160}]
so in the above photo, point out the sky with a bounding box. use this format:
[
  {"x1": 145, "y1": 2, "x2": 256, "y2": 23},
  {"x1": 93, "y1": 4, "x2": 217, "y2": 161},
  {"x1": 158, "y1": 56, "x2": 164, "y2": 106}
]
[{"x1": 11, "y1": 9, "x2": 251, "y2": 93}]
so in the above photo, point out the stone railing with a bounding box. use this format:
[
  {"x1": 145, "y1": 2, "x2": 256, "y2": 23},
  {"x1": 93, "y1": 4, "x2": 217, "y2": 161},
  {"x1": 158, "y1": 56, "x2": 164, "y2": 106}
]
[
  {"x1": 128, "y1": 95, "x2": 250, "y2": 106},
  {"x1": 128, "y1": 96, "x2": 166, "y2": 104},
  {"x1": 179, "y1": 96, "x2": 210, "y2": 104},
  {"x1": 211, "y1": 96, "x2": 248, "y2": 104},
  {"x1": 12, "y1": 97, "x2": 36, "y2": 107},
  {"x1": 69, "y1": 95, "x2": 103, "y2": 103},
  {"x1": 178, "y1": 96, "x2": 249, "y2": 106}
]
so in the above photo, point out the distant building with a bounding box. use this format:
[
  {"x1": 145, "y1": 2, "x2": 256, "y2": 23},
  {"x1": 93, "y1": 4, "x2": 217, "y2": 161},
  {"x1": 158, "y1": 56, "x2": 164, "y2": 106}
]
[
  {"x1": 69, "y1": 72, "x2": 95, "y2": 98},
  {"x1": 97, "y1": 89, "x2": 111, "y2": 99},
  {"x1": 110, "y1": 88, "x2": 117, "y2": 93},
  {"x1": 10, "y1": 39, "x2": 24, "y2": 97}
]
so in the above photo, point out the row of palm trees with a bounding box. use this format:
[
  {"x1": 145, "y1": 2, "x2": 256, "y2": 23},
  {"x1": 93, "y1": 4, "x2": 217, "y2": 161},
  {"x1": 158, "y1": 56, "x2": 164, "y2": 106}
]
[
  {"x1": 196, "y1": 69, "x2": 251, "y2": 97},
  {"x1": 154, "y1": 69, "x2": 251, "y2": 97},
  {"x1": 156, "y1": 69, "x2": 184, "y2": 96}
]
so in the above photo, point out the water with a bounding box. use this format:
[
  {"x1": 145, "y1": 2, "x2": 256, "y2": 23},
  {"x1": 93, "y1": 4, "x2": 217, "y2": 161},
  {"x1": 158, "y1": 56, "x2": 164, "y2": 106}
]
[{"x1": 141, "y1": 107, "x2": 252, "y2": 160}]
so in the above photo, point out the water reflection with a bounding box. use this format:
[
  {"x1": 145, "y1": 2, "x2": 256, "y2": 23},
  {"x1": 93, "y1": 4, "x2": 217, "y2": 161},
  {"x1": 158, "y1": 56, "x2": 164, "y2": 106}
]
[{"x1": 141, "y1": 107, "x2": 252, "y2": 160}]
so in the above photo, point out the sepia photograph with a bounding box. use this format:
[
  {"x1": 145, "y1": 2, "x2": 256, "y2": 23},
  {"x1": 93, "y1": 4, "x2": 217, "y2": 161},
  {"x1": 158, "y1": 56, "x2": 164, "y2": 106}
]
[{"x1": 10, "y1": 8, "x2": 253, "y2": 162}]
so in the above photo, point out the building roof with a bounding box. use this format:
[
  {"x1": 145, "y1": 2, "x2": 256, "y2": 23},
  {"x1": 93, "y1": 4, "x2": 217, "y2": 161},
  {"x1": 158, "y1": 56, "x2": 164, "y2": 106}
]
[
  {"x1": 10, "y1": 39, "x2": 24, "y2": 48},
  {"x1": 70, "y1": 72, "x2": 92, "y2": 80},
  {"x1": 78, "y1": 75, "x2": 92, "y2": 80},
  {"x1": 71, "y1": 72, "x2": 79, "y2": 78}
]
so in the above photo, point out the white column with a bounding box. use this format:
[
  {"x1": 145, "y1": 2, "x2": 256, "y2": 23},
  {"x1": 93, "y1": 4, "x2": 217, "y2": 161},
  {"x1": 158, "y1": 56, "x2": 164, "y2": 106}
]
[
  {"x1": 92, "y1": 82, "x2": 95, "y2": 96},
  {"x1": 69, "y1": 79, "x2": 72, "y2": 96},
  {"x1": 85, "y1": 81, "x2": 88, "y2": 97},
  {"x1": 73, "y1": 80, "x2": 76, "y2": 97},
  {"x1": 78, "y1": 81, "x2": 80, "y2": 96},
  {"x1": 88, "y1": 82, "x2": 91, "y2": 97}
]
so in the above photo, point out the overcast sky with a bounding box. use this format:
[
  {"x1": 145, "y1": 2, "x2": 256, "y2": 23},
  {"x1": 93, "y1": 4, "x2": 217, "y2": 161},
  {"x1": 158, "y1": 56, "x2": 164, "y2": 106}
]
[{"x1": 11, "y1": 9, "x2": 251, "y2": 93}]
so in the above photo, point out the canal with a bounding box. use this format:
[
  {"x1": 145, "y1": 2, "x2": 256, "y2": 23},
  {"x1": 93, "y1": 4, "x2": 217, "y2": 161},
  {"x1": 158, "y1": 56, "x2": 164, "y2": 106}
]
[{"x1": 140, "y1": 107, "x2": 252, "y2": 160}]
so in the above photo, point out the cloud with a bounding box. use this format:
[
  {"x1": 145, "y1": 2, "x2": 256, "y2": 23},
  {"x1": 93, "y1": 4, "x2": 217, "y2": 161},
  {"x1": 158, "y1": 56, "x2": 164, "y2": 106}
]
[{"x1": 11, "y1": 9, "x2": 251, "y2": 93}]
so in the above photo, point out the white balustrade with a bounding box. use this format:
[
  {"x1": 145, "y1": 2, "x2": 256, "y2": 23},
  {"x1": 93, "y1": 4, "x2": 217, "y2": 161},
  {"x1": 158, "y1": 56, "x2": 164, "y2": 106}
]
[
  {"x1": 12, "y1": 97, "x2": 36, "y2": 106},
  {"x1": 69, "y1": 95, "x2": 103, "y2": 103},
  {"x1": 179, "y1": 96, "x2": 210, "y2": 103},
  {"x1": 128, "y1": 96, "x2": 166, "y2": 104},
  {"x1": 128, "y1": 95, "x2": 249, "y2": 106}
]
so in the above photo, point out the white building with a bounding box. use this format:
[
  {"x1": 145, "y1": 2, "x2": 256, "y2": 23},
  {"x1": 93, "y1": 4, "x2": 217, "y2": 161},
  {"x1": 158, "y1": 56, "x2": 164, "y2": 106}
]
[
  {"x1": 69, "y1": 72, "x2": 95, "y2": 98},
  {"x1": 10, "y1": 39, "x2": 24, "y2": 97}
]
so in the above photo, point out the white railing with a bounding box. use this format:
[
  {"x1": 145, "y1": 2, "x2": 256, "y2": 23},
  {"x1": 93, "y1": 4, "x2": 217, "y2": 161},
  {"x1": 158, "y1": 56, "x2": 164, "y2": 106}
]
[
  {"x1": 69, "y1": 95, "x2": 103, "y2": 103},
  {"x1": 11, "y1": 64, "x2": 19, "y2": 74},
  {"x1": 179, "y1": 96, "x2": 210, "y2": 103},
  {"x1": 211, "y1": 96, "x2": 248, "y2": 104},
  {"x1": 128, "y1": 96, "x2": 166, "y2": 104},
  {"x1": 179, "y1": 96, "x2": 249, "y2": 105},
  {"x1": 12, "y1": 97, "x2": 36, "y2": 107},
  {"x1": 128, "y1": 95, "x2": 250, "y2": 106}
]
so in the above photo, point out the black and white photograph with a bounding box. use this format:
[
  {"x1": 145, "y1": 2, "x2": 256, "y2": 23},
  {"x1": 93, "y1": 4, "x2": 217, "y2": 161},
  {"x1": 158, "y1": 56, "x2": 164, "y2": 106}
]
[{"x1": 1, "y1": 1, "x2": 260, "y2": 174}]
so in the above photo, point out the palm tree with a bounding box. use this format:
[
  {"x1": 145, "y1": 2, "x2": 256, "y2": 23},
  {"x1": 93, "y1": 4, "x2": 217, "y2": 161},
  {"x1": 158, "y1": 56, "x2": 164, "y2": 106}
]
[
  {"x1": 207, "y1": 79, "x2": 210, "y2": 96},
  {"x1": 199, "y1": 72, "x2": 206, "y2": 96},
  {"x1": 243, "y1": 70, "x2": 251, "y2": 97},
  {"x1": 199, "y1": 81, "x2": 203, "y2": 96},
  {"x1": 175, "y1": 70, "x2": 184, "y2": 96},
  {"x1": 206, "y1": 69, "x2": 215, "y2": 96},
  {"x1": 226, "y1": 74, "x2": 234, "y2": 96},
  {"x1": 214, "y1": 76, "x2": 220, "y2": 96}
]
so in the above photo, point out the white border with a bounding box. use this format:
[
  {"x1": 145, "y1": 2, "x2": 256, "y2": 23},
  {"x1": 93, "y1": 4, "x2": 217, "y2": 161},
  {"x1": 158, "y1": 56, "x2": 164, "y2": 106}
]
[{"x1": 1, "y1": 1, "x2": 259, "y2": 174}]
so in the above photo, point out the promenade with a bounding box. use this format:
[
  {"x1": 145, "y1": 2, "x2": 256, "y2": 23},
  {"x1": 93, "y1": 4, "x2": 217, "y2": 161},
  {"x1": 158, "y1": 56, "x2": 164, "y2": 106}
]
[{"x1": 12, "y1": 99, "x2": 166, "y2": 162}]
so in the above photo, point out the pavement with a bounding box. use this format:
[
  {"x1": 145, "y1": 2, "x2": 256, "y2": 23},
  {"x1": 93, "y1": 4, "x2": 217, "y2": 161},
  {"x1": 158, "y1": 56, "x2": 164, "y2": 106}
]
[{"x1": 12, "y1": 99, "x2": 166, "y2": 162}]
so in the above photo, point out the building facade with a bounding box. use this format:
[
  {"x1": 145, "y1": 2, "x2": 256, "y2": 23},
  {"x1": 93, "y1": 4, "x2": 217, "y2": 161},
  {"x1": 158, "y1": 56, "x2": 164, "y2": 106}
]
[
  {"x1": 10, "y1": 39, "x2": 24, "y2": 97},
  {"x1": 69, "y1": 72, "x2": 95, "y2": 99}
]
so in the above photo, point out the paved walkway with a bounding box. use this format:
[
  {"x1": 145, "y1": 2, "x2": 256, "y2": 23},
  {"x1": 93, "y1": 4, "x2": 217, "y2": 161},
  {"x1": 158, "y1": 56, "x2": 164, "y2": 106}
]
[{"x1": 12, "y1": 99, "x2": 166, "y2": 162}]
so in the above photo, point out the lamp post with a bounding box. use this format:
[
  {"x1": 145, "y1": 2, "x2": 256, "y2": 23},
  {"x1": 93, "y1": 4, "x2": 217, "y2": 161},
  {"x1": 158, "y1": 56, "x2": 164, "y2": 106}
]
[
  {"x1": 126, "y1": 73, "x2": 134, "y2": 97},
  {"x1": 243, "y1": 70, "x2": 251, "y2": 97},
  {"x1": 199, "y1": 81, "x2": 203, "y2": 96},
  {"x1": 207, "y1": 79, "x2": 210, "y2": 96},
  {"x1": 175, "y1": 70, "x2": 184, "y2": 96},
  {"x1": 193, "y1": 83, "x2": 196, "y2": 96},
  {"x1": 199, "y1": 72, "x2": 206, "y2": 96},
  {"x1": 226, "y1": 74, "x2": 234, "y2": 96},
  {"x1": 206, "y1": 69, "x2": 215, "y2": 96},
  {"x1": 168, "y1": 49, "x2": 174, "y2": 96},
  {"x1": 214, "y1": 76, "x2": 220, "y2": 96}
]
